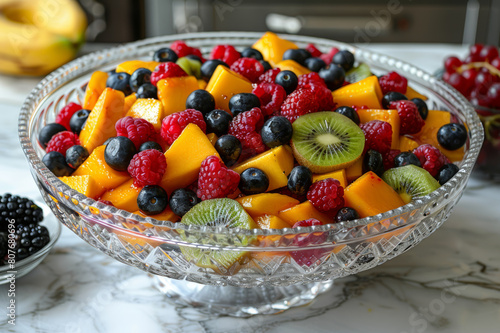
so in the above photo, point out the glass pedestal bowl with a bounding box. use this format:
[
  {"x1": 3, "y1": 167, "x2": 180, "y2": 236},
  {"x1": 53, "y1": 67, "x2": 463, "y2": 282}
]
[{"x1": 18, "y1": 32, "x2": 483, "y2": 317}]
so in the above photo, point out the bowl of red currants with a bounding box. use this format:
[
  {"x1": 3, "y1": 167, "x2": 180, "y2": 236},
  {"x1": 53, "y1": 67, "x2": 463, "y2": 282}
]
[{"x1": 442, "y1": 44, "x2": 500, "y2": 177}]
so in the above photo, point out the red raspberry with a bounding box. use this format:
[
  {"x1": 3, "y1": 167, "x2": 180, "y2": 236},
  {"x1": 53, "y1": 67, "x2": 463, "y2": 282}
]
[
  {"x1": 379, "y1": 71, "x2": 408, "y2": 95},
  {"x1": 128, "y1": 149, "x2": 167, "y2": 187},
  {"x1": 55, "y1": 102, "x2": 82, "y2": 131},
  {"x1": 298, "y1": 72, "x2": 327, "y2": 89},
  {"x1": 45, "y1": 131, "x2": 80, "y2": 156},
  {"x1": 390, "y1": 100, "x2": 425, "y2": 135},
  {"x1": 383, "y1": 149, "x2": 401, "y2": 170},
  {"x1": 290, "y1": 218, "x2": 328, "y2": 267},
  {"x1": 150, "y1": 62, "x2": 188, "y2": 86},
  {"x1": 307, "y1": 178, "x2": 344, "y2": 214},
  {"x1": 230, "y1": 57, "x2": 264, "y2": 83},
  {"x1": 116, "y1": 116, "x2": 157, "y2": 149},
  {"x1": 308, "y1": 84, "x2": 334, "y2": 111},
  {"x1": 257, "y1": 68, "x2": 281, "y2": 84},
  {"x1": 252, "y1": 83, "x2": 286, "y2": 116},
  {"x1": 320, "y1": 47, "x2": 339, "y2": 64},
  {"x1": 280, "y1": 88, "x2": 319, "y2": 123},
  {"x1": 413, "y1": 144, "x2": 450, "y2": 177},
  {"x1": 161, "y1": 109, "x2": 206, "y2": 145},
  {"x1": 360, "y1": 120, "x2": 393, "y2": 154},
  {"x1": 210, "y1": 44, "x2": 240, "y2": 66},
  {"x1": 197, "y1": 155, "x2": 240, "y2": 200},
  {"x1": 305, "y1": 44, "x2": 322, "y2": 58},
  {"x1": 228, "y1": 107, "x2": 266, "y2": 158},
  {"x1": 170, "y1": 40, "x2": 205, "y2": 61}
]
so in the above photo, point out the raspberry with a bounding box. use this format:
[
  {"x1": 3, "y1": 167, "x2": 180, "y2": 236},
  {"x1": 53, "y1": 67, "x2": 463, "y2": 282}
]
[
  {"x1": 228, "y1": 107, "x2": 266, "y2": 158},
  {"x1": 413, "y1": 144, "x2": 450, "y2": 177},
  {"x1": 290, "y1": 218, "x2": 328, "y2": 267},
  {"x1": 55, "y1": 102, "x2": 81, "y2": 131},
  {"x1": 116, "y1": 116, "x2": 157, "y2": 149},
  {"x1": 128, "y1": 149, "x2": 167, "y2": 187},
  {"x1": 379, "y1": 71, "x2": 408, "y2": 95},
  {"x1": 45, "y1": 131, "x2": 80, "y2": 156},
  {"x1": 308, "y1": 84, "x2": 334, "y2": 111},
  {"x1": 280, "y1": 88, "x2": 319, "y2": 123},
  {"x1": 298, "y1": 72, "x2": 327, "y2": 88},
  {"x1": 383, "y1": 149, "x2": 401, "y2": 170},
  {"x1": 320, "y1": 47, "x2": 339, "y2": 64},
  {"x1": 210, "y1": 44, "x2": 240, "y2": 66},
  {"x1": 257, "y1": 68, "x2": 281, "y2": 84},
  {"x1": 390, "y1": 100, "x2": 425, "y2": 135},
  {"x1": 230, "y1": 57, "x2": 264, "y2": 83},
  {"x1": 360, "y1": 120, "x2": 393, "y2": 154},
  {"x1": 307, "y1": 178, "x2": 345, "y2": 214},
  {"x1": 305, "y1": 43, "x2": 322, "y2": 58},
  {"x1": 161, "y1": 109, "x2": 206, "y2": 145},
  {"x1": 252, "y1": 83, "x2": 286, "y2": 116},
  {"x1": 197, "y1": 155, "x2": 240, "y2": 200},
  {"x1": 170, "y1": 40, "x2": 204, "y2": 61},
  {"x1": 150, "y1": 62, "x2": 188, "y2": 86}
]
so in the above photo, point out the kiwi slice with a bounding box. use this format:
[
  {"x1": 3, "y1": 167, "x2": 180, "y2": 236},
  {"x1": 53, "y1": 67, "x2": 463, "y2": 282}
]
[
  {"x1": 346, "y1": 63, "x2": 372, "y2": 83},
  {"x1": 291, "y1": 111, "x2": 365, "y2": 173},
  {"x1": 382, "y1": 165, "x2": 441, "y2": 204},
  {"x1": 180, "y1": 198, "x2": 257, "y2": 274}
]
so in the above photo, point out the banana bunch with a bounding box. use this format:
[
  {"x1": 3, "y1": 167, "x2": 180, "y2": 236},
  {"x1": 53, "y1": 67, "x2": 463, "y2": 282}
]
[{"x1": 0, "y1": 0, "x2": 87, "y2": 76}]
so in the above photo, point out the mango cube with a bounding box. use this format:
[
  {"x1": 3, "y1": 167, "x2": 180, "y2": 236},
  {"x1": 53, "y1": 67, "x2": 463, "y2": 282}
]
[
  {"x1": 101, "y1": 179, "x2": 141, "y2": 212},
  {"x1": 123, "y1": 93, "x2": 137, "y2": 113},
  {"x1": 278, "y1": 201, "x2": 334, "y2": 226},
  {"x1": 312, "y1": 169, "x2": 347, "y2": 188},
  {"x1": 398, "y1": 135, "x2": 419, "y2": 152},
  {"x1": 236, "y1": 193, "x2": 299, "y2": 219},
  {"x1": 157, "y1": 76, "x2": 199, "y2": 116},
  {"x1": 275, "y1": 60, "x2": 311, "y2": 76},
  {"x1": 205, "y1": 65, "x2": 253, "y2": 112},
  {"x1": 252, "y1": 31, "x2": 299, "y2": 66},
  {"x1": 126, "y1": 98, "x2": 165, "y2": 131},
  {"x1": 116, "y1": 60, "x2": 160, "y2": 74},
  {"x1": 58, "y1": 175, "x2": 101, "y2": 199},
  {"x1": 83, "y1": 70, "x2": 108, "y2": 110},
  {"x1": 331, "y1": 75, "x2": 383, "y2": 109},
  {"x1": 345, "y1": 157, "x2": 363, "y2": 183},
  {"x1": 255, "y1": 214, "x2": 290, "y2": 229}
]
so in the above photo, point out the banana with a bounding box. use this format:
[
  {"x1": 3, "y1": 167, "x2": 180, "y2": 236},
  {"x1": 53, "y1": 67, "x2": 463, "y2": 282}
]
[{"x1": 0, "y1": 0, "x2": 87, "y2": 76}]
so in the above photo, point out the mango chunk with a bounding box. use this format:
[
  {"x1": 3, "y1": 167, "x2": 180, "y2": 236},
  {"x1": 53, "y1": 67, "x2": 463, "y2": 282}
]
[
  {"x1": 124, "y1": 93, "x2": 137, "y2": 113},
  {"x1": 58, "y1": 175, "x2": 101, "y2": 199},
  {"x1": 255, "y1": 214, "x2": 290, "y2": 229},
  {"x1": 278, "y1": 201, "x2": 334, "y2": 226},
  {"x1": 236, "y1": 193, "x2": 299, "y2": 219},
  {"x1": 206, "y1": 132, "x2": 218, "y2": 145},
  {"x1": 357, "y1": 109, "x2": 400, "y2": 149},
  {"x1": 331, "y1": 75, "x2": 383, "y2": 109},
  {"x1": 160, "y1": 124, "x2": 219, "y2": 194},
  {"x1": 232, "y1": 145, "x2": 294, "y2": 191},
  {"x1": 100, "y1": 179, "x2": 141, "y2": 212},
  {"x1": 79, "y1": 88, "x2": 126, "y2": 153},
  {"x1": 198, "y1": 79, "x2": 207, "y2": 90},
  {"x1": 73, "y1": 145, "x2": 130, "y2": 197},
  {"x1": 116, "y1": 60, "x2": 160, "y2": 75},
  {"x1": 405, "y1": 86, "x2": 428, "y2": 101},
  {"x1": 134, "y1": 207, "x2": 180, "y2": 222},
  {"x1": 275, "y1": 60, "x2": 311, "y2": 76},
  {"x1": 398, "y1": 135, "x2": 419, "y2": 152},
  {"x1": 157, "y1": 76, "x2": 199, "y2": 116},
  {"x1": 312, "y1": 169, "x2": 347, "y2": 188},
  {"x1": 344, "y1": 171, "x2": 405, "y2": 218},
  {"x1": 205, "y1": 65, "x2": 253, "y2": 112},
  {"x1": 252, "y1": 31, "x2": 299, "y2": 66},
  {"x1": 126, "y1": 98, "x2": 165, "y2": 131},
  {"x1": 83, "y1": 71, "x2": 108, "y2": 110},
  {"x1": 345, "y1": 157, "x2": 363, "y2": 183}
]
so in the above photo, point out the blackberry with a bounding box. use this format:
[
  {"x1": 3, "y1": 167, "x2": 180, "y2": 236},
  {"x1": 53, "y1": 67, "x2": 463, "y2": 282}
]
[
  {"x1": 11, "y1": 224, "x2": 50, "y2": 261},
  {"x1": 0, "y1": 194, "x2": 44, "y2": 232}
]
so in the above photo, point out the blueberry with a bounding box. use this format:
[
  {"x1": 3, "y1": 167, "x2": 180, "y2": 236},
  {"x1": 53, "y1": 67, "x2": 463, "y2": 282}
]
[
  {"x1": 205, "y1": 109, "x2": 232, "y2": 136},
  {"x1": 282, "y1": 48, "x2": 311, "y2": 66},
  {"x1": 332, "y1": 50, "x2": 355, "y2": 72},
  {"x1": 336, "y1": 207, "x2": 360, "y2": 222},
  {"x1": 214, "y1": 135, "x2": 241, "y2": 167},
  {"x1": 287, "y1": 166, "x2": 312, "y2": 196},
  {"x1": 319, "y1": 65, "x2": 345, "y2": 90},
  {"x1": 106, "y1": 72, "x2": 132, "y2": 96},
  {"x1": 69, "y1": 109, "x2": 90, "y2": 134},
  {"x1": 363, "y1": 150, "x2": 384, "y2": 177},
  {"x1": 437, "y1": 123, "x2": 467, "y2": 150},
  {"x1": 103, "y1": 137, "x2": 115, "y2": 146},
  {"x1": 335, "y1": 106, "x2": 360, "y2": 125},
  {"x1": 394, "y1": 152, "x2": 421, "y2": 168},
  {"x1": 275, "y1": 70, "x2": 298, "y2": 95},
  {"x1": 201, "y1": 60, "x2": 228, "y2": 80},
  {"x1": 304, "y1": 57, "x2": 326, "y2": 72},
  {"x1": 241, "y1": 47, "x2": 262, "y2": 60},
  {"x1": 382, "y1": 91, "x2": 407, "y2": 109},
  {"x1": 153, "y1": 47, "x2": 178, "y2": 63},
  {"x1": 229, "y1": 93, "x2": 261, "y2": 117},
  {"x1": 139, "y1": 141, "x2": 163, "y2": 153},
  {"x1": 104, "y1": 136, "x2": 137, "y2": 171},
  {"x1": 436, "y1": 163, "x2": 459, "y2": 185},
  {"x1": 65, "y1": 145, "x2": 89, "y2": 169},
  {"x1": 261, "y1": 116, "x2": 293, "y2": 148},
  {"x1": 260, "y1": 60, "x2": 272, "y2": 72},
  {"x1": 169, "y1": 188, "x2": 199, "y2": 217},
  {"x1": 137, "y1": 185, "x2": 168, "y2": 215},
  {"x1": 239, "y1": 168, "x2": 269, "y2": 195},
  {"x1": 186, "y1": 90, "x2": 215, "y2": 115},
  {"x1": 42, "y1": 151, "x2": 74, "y2": 177},
  {"x1": 411, "y1": 98, "x2": 429, "y2": 120},
  {"x1": 38, "y1": 123, "x2": 66, "y2": 148},
  {"x1": 130, "y1": 68, "x2": 152, "y2": 92},
  {"x1": 136, "y1": 83, "x2": 157, "y2": 99}
]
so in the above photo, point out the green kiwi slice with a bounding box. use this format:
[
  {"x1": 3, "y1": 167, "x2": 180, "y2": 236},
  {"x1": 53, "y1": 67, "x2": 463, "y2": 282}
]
[
  {"x1": 346, "y1": 63, "x2": 372, "y2": 83},
  {"x1": 180, "y1": 198, "x2": 256, "y2": 274},
  {"x1": 291, "y1": 111, "x2": 365, "y2": 173},
  {"x1": 382, "y1": 165, "x2": 441, "y2": 204}
]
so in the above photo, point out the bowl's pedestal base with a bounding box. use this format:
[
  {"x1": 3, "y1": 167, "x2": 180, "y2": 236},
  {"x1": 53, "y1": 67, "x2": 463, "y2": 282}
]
[{"x1": 154, "y1": 276, "x2": 334, "y2": 317}]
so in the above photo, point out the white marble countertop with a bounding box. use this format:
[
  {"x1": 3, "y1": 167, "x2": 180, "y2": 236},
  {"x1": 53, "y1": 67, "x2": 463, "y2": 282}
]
[{"x1": 1, "y1": 43, "x2": 499, "y2": 333}]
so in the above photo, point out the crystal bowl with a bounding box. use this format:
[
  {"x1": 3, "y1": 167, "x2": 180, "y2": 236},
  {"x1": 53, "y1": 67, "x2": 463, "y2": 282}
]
[{"x1": 18, "y1": 32, "x2": 483, "y2": 317}]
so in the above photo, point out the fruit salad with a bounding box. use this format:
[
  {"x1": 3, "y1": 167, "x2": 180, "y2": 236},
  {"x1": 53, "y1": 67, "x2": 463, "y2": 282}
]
[{"x1": 39, "y1": 32, "x2": 468, "y2": 270}]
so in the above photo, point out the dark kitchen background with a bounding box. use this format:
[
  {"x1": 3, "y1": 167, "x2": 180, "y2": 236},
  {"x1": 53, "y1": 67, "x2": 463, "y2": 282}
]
[{"x1": 80, "y1": 0, "x2": 499, "y2": 45}]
